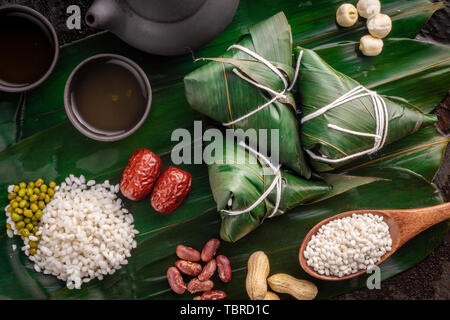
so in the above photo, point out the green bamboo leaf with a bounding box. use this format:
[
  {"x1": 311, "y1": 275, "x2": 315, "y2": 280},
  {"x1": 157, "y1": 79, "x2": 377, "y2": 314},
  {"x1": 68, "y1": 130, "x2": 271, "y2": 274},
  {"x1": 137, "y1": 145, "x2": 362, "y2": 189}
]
[
  {"x1": 0, "y1": 0, "x2": 442, "y2": 150},
  {"x1": 300, "y1": 1, "x2": 445, "y2": 47},
  {"x1": 339, "y1": 126, "x2": 450, "y2": 182},
  {"x1": 185, "y1": 13, "x2": 311, "y2": 178},
  {"x1": 313, "y1": 173, "x2": 386, "y2": 203},
  {"x1": 296, "y1": 47, "x2": 438, "y2": 172},
  {"x1": 195, "y1": 57, "x2": 293, "y2": 94},
  {"x1": 33, "y1": 167, "x2": 445, "y2": 300},
  {"x1": 313, "y1": 39, "x2": 450, "y2": 112},
  {"x1": 205, "y1": 137, "x2": 330, "y2": 242},
  {"x1": 0, "y1": 2, "x2": 448, "y2": 300},
  {"x1": 0, "y1": 92, "x2": 21, "y2": 150}
]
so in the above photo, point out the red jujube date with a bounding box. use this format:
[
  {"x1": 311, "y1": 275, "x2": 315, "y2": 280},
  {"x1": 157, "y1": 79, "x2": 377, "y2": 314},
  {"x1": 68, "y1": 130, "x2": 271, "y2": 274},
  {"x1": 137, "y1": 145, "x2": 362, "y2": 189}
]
[
  {"x1": 120, "y1": 148, "x2": 162, "y2": 201},
  {"x1": 150, "y1": 167, "x2": 192, "y2": 214}
]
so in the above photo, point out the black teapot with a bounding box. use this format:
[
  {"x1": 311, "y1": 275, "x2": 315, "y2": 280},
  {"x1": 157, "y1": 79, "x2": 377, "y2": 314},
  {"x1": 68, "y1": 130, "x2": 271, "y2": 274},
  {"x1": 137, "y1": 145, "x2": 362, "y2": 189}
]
[{"x1": 86, "y1": 0, "x2": 240, "y2": 56}]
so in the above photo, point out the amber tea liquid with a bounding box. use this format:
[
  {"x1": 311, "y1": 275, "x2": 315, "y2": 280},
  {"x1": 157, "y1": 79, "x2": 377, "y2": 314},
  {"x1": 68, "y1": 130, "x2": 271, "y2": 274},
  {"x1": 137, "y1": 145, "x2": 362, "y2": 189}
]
[
  {"x1": 0, "y1": 11, "x2": 54, "y2": 86},
  {"x1": 69, "y1": 57, "x2": 148, "y2": 136}
]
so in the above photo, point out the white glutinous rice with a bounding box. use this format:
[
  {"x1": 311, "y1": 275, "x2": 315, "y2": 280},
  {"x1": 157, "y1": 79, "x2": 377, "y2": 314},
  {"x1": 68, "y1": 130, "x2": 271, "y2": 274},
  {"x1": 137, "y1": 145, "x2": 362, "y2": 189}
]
[
  {"x1": 5, "y1": 204, "x2": 17, "y2": 238},
  {"x1": 304, "y1": 213, "x2": 392, "y2": 277},
  {"x1": 32, "y1": 175, "x2": 138, "y2": 290}
]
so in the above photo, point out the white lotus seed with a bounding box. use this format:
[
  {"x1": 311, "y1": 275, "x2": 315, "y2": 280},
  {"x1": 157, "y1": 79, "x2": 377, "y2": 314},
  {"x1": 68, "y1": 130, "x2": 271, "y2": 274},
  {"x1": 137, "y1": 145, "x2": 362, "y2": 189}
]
[
  {"x1": 357, "y1": 0, "x2": 381, "y2": 19},
  {"x1": 359, "y1": 35, "x2": 384, "y2": 56},
  {"x1": 336, "y1": 3, "x2": 359, "y2": 27},
  {"x1": 367, "y1": 13, "x2": 392, "y2": 39}
]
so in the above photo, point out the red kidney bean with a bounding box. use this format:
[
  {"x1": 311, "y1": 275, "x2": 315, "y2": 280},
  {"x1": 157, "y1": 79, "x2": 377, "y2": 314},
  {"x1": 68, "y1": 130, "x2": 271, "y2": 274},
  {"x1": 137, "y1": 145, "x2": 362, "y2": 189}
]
[
  {"x1": 120, "y1": 148, "x2": 162, "y2": 201},
  {"x1": 201, "y1": 290, "x2": 227, "y2": 300},
  {"x1": 167, "y1": 267, "x2": 186, "y2": 294},
  {"x1": 201, "y1": 238, "x2": 221, "y2": 262},
  {"x1": 216, "y1": 255, "x2": 232, "y2": 283},
  {"x1": 150, "y1": 167, "x2": 192, "y2": 214},
  {"x1": 187, "y1": 278, "x2": 214, "y2": 294},
  {"x1": 175, "y1": 260, "x2": 202, "y2": 276},
  {"x1": 176, "y1": 245, "x2": 201, "y2": 262},
  {"x1": 198, "y1": 259, "x2": 217, "y2": 281}
]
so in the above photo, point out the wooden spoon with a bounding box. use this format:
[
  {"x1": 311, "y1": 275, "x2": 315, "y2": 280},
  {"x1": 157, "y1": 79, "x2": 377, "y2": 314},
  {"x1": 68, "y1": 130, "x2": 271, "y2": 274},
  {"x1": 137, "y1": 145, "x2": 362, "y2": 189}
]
[{"x1": 299, "y1": 203, "x2": 450, "y2": 281}]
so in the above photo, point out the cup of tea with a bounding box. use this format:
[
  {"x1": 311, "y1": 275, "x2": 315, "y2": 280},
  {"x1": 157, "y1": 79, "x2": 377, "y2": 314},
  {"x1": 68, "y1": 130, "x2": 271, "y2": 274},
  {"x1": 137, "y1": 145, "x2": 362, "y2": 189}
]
[
  {"x1": 0, "y1": 5, "x2": 59, "y2": 92},
  {"x1": 64, "y1": 54, "x2": 152, "y2": 142}
]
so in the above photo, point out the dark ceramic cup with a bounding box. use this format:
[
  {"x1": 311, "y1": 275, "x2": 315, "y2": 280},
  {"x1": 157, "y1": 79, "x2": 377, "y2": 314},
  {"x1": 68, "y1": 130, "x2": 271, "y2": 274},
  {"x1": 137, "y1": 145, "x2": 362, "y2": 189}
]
[
  {"x1": 64, "y1": 54, "x2": 152, "y2": 142},
  {"x1": 0, "y1": 5, "x2": 59, "y2": 92}
]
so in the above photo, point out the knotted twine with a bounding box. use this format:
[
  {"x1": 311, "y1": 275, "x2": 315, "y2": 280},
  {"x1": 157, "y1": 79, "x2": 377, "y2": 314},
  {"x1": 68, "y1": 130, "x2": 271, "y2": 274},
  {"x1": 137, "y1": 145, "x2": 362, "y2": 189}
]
[
  {"x1": 301, "y1": 85, "x2": 389, "y2": 163},
  {"x1": 220, "y1": 140, "x2": 282, "y2": 219},
  {"x1": 221, "y1": 44, "x2": 303, "y2": 126}
]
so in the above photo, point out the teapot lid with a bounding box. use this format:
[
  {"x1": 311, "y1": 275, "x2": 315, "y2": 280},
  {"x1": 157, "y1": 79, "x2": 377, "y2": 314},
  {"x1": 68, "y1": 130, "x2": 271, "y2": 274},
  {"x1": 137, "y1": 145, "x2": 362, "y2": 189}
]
[{"x1": 126, "y1": 0, "x2": 207, "y2": 23}]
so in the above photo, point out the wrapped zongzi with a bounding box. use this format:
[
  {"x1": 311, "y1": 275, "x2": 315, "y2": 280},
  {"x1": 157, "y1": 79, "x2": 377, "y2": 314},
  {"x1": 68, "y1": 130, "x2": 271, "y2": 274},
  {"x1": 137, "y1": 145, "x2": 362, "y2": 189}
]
[
  {"x1": 205, "y1": 138, "x2": 331, "y2": 242},
  {"x1": 185, "y1": 12, "x2": 311, "y2": 179},
  {"x1": 295, "y1": 47, "x2": 437, "y2": 172}
]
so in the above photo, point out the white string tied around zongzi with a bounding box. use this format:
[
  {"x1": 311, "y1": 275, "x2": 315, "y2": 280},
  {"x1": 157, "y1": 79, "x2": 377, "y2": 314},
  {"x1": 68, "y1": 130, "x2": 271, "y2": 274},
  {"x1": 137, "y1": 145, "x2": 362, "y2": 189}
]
[
  {"x1": 222, "y1": 45, "x2": 304, "y2": 126},
  {"x1": 301, "y1": 85, "x2": 389, "y2": 163},
  {"x1": 221, "y1": 140, "x2": 282, "y2": 219}
]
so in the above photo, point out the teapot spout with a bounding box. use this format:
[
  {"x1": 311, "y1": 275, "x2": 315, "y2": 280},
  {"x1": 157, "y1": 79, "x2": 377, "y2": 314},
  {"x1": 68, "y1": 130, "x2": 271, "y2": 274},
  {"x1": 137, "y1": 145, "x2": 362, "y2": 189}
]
[{"x1": 85, "y1": 0, "x2": 121, "y2": 30}]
